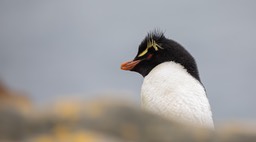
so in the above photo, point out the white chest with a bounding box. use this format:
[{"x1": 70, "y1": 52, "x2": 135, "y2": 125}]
[{"x1": 141, "y1": 62, "x2": 214, "y2": 129}]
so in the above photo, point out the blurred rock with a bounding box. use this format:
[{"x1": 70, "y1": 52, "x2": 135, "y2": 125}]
[
  {"x1": 0, "y1": 98, "x2": 255, "y2": 142},
  {"x1": 0, "y1": 106, "x2": 28, "y2": 141},
  {"x1": 0, "y1": 81, "x2": 31, "y2": 111},
  {"x1": 0, "y1": 82, "x2": 255, "y2": 141}
]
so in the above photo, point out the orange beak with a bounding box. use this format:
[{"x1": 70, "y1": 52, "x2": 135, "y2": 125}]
[{"x1": 120, "y1": 60, "x2": 141, "y2": 70}]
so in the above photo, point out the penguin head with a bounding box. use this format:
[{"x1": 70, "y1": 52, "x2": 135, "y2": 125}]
[{"x1": 121, "y1": 31, "x2": 200, "y2": 81}]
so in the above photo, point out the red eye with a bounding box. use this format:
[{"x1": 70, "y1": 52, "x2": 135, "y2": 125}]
[{"x1": 147, "y1": 54, "x2": 153, "y2": 60}]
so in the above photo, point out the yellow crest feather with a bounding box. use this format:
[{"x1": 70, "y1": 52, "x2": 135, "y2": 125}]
[{"x1": 138, "y1": 38, "x2": 162, "y2": 57}]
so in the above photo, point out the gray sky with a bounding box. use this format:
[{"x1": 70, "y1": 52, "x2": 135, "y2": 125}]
[{"x1": 1, "y1": 0, "x2": 256, "y2": 122}]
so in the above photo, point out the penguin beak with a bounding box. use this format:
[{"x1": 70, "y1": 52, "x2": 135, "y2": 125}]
[{"x1": 121, "y1": 60, "x2": 141, "y2": 70}]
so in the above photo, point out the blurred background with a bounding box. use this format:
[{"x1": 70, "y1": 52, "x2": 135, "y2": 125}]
[{"x1": 0, "y1": 0, "x2": 255, "y2": 123}]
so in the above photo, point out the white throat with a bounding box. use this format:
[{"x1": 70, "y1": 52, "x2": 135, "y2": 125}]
[{"x1": 141, "y1": 62, "x2": 214, "y2": 129}]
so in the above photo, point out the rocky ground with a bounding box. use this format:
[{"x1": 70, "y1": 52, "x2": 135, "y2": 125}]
[
  {"x1": 0, "y1": 99, "x2": 256, "y2": 142},
  {"x1": 0, "y1": 82, "x2": 256, "y2": 142}
]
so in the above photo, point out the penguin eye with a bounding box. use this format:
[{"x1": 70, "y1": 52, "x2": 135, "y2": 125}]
[{"x1": 146, "y1": 54, "x2": 153, "y2": 60}]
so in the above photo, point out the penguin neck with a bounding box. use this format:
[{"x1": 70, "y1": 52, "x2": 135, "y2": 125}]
[{"x1": 141, "y1": 61, "x2": 214, "y2": 129}]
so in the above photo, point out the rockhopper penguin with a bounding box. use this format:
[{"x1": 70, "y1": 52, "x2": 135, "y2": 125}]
[{"x1": 121, "y1": 31, "x2": 214, "y2": 129}]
